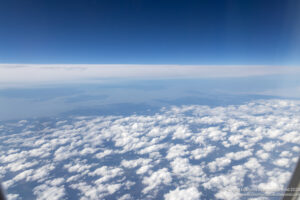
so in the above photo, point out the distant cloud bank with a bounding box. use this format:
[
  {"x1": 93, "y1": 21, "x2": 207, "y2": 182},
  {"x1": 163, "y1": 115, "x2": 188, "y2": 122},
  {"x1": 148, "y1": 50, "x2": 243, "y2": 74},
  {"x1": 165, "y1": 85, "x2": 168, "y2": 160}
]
[{"x1": 0, "y1": 64, "x2": 299, "y2": 87}]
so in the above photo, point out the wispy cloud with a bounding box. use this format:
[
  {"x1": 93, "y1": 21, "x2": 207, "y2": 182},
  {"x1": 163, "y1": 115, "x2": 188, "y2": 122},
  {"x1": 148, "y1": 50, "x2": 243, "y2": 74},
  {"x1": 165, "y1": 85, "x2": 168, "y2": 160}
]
[{"x1": 1, "y1": 64, "x2": 299, "y2": 87}]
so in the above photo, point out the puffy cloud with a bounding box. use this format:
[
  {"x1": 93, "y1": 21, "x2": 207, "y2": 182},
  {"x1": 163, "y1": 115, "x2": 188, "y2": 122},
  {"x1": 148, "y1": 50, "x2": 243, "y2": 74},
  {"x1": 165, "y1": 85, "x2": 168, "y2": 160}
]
[
  {"x1": 170, "y1": 157, "x2": 205, "y2": 186},
  {"x1": 119, "y1": 194, "x2": 133, "y2": 200},
  {"x1": 121, "y1": 158, "x2": 151, "y2": 169},
  {"x1": 273, "y1": 158, "x2": 289, "y2": 167},
  {"x1": 202, "y1": 127, "x2": 227, "y2": 142},
  {"x1": 225, "y1": 150, "x2": 253, "y2": 161},
  {"x1": 280, "y1": 151, "x2": 292, "y2": 157},
  {"x1": 13, "y1": 169, "x2": 34, "y2": 182},
  {"x1": 172, "y1": 126, "x2": 192, "y2": 139},
  {"x1": 208, "y1": 157, "x2": 232, "y2": 172},
  {"x1": 92, "y1": 166, "x2": 123, "y2": 183},
  {"x1": 136, "y1": 165, "x2": 152, "y2": 175},
  {"x1": 262, "y1": 142, "x2": 277, "y2": 152},
  {"x1": 166, "y1": 145, "x2": 189, "y2": 160},
  {"x1": 6, "y1": 193, "x2": 19, "y2": 200},
  {"x1": 256, "y1": 150, "x2": 270, "y2": 161},
  {"x1": 33, "y1": 184, "x2": 65, "y2": 200},
  {"x1": 142, "y1": 168, "x2": 172, "y2": 194},
  {"x1": 190, "y1": 145, "x2": 216, "y2": 160},
  {"x1": 64, "y1": 162, "x2": 92, "y2": 174},
  {"x1": 164, "y1": 187, "x2": 201, "y2": 200},
  {"x1": 94, "y1": 149, "x2": 113, "y2": 159},
  {"x1": 257, "y1": 169, "x2": 291, "y2": 195},
  {"x1": 70, "y1": 181, "x2": 122, "y2": 200},
  {"x1": 7, "y1": 159, "x2": 38, "y2": 172},
  {"x1": 0, "y1": 99, "x2": 300, "y2": 199}
]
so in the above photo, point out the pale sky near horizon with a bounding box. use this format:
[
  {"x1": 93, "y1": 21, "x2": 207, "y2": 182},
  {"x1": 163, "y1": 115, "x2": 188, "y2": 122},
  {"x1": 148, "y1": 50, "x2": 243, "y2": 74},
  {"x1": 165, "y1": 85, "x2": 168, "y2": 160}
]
[{"x1": 0, "y1": 64, "x2": 300, "y2": 88}]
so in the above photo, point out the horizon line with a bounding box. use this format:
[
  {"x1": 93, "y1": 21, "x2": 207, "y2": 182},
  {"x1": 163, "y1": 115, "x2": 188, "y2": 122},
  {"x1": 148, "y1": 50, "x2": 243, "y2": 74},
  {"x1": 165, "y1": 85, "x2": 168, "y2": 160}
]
[{"x1": 1, "y1": 63, "x2": 299, "y2": 88}]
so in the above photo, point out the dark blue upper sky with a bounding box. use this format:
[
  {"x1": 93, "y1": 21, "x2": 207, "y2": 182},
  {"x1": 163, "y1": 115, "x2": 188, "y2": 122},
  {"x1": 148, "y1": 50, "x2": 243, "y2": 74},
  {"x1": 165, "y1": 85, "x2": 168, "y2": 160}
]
[{"x1": 0, "y1": 0, "x2": 299, "y2": 65}]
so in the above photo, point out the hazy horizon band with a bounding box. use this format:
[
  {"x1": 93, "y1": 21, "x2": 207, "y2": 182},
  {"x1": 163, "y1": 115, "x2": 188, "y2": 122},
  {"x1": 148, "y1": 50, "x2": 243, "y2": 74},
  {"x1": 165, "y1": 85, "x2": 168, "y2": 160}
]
[{"x1": 1, "y1": 64, "x2": 300, "y2": 88}]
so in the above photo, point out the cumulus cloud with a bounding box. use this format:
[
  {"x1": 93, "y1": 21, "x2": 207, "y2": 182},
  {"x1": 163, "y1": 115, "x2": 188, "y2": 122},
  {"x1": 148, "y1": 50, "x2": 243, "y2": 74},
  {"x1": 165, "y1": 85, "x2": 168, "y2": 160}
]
[
  {"x1": 0, "y1": 99, "x2": 300, "y2": 199},
  {"x1": 164, "y1": 187, "x2": 201, "y2": 200},
  {"x1": 33, "y1": 184, "x2": 65, "y2": 200},
  {"x1": 142, "y1": 168, "x2": 172, "y2": 194},
  {"x1": 208, "y1": 157, "x2": 232, "y2": 172},
  {"x1": 190, "y1": 145, "x2": 216, "y2": 160},
  {"x1": 166, "y1": 145, "x2": 189, "y2": 160}
]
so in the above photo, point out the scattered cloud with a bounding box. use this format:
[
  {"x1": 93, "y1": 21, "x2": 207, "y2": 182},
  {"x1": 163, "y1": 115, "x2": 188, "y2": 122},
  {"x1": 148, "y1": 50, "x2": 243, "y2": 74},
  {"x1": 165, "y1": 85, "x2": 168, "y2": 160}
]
[{"x1": 0, "y1": 99, "x2": 300, "y2": 199}]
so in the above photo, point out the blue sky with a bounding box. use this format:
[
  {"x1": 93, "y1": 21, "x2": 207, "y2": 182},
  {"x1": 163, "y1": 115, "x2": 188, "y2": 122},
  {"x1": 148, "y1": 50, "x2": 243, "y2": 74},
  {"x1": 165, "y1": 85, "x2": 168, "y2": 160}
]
[
  {"x1": 1, "y1": 2, "x2": 300, "y2": 199},
  {"x1": 0, "y1": 0, "x2": 299, "y2": 65}
]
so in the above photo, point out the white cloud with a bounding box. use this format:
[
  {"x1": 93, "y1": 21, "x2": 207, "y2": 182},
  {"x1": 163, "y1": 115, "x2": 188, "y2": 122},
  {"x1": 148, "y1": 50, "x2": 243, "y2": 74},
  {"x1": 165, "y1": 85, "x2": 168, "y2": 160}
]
[
  {"x1": 164, "y1": 187, "x2": 201, "y2": 200},
  {"x1": 136, "y1": 165, "x2": 152, "y2": 175},
  {"x1": 142, "y1": 168, "x2": 172, "y2": 194},
  {"x1": 190, "y1": 145, "x2": 216, "y2": 160},
  {"x1": 225, "y1": 150, "x2": 253, "y2": 161},
  {"x1": 121, "y1": 158, "x2": 151, "y2": 169},
  {"x1": 208, "y1": 157, "x2": 232, "y2": 172},
  {"x1": 262, "y1": 142, "x2": 277, "y2": 152},
  {"x1": 273, "y1": 158, "x2": 289, "y2": 167},
  {"x1": 166, "y1": 145, "x2": 189, "y2": 160},
  {"x1": 170, "y1": 157, "x2": 205, "y2": 185},
  {"x1": 293, "y1": 146, "x2": 300, "y2": 152},
  {"x1": 33, "y1": 184, "x2": 66, "y2": 200},
  {"x1": 119, "y1": 194, "x2": 133, "y2": 200},
  {"x1": 172, "y1": 126, "x2": 191, "y2": 139},
  {"x1": 94, "y1": 149, "x2": 113, "y2": 159},
  {"x1": 215, "y1": 186, "x2": 241, "y2": 200},
  {"x1": 64, "y1": 162, "x2": 92, "y2": 174},
  {"x1": 6, "y1": 194, "x2": 19, "y2": 200},
  {"x1": 228, "y1": 134, "x2": 244, "y2": 146},
  {"x1": 29, "y1": 164, "x2": 55, "y2": 182},
  {"x1": 47, "y1": 178, "x2": 64, "y2": 186},
  {"x1": 1, "y1": 99, "x2": 300, "y2": 199},
  {"x1": 92, "y1": 166, "x2": 123, "y2": 183},
  {"x1": 256, "y1": 150, "x2": 270, "y2": 161},
  {"x1": 70, "y1": 181, "x2": 122, "y2": 200},
  {"x1": 13, "y1": 169, "x2": 34, "y2": 182},
  {"x1": 257, "y1": 169, "x2": 291, "y2": 195},
  {"x1": 7, "y1": 159, "x2": 38, "y2": 172},
  {"x1": 1, "y1": 64, "x2": 300, "y2": 88},
  {"x1": 244, "y1": 158, "x2": 261, "y2": 171},
  {"x1": 201, "y1": 127, "x2": 227, "y2": 142}
]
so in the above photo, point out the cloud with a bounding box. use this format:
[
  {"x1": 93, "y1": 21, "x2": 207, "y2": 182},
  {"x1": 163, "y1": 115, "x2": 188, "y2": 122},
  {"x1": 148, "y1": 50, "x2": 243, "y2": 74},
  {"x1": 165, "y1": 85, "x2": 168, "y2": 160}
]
[
  {"x1": 121, "y1": 158, "x2": 152, "y2": 169},
  {"x1": 1, "y1": 99, "x2": 300, "y2": 199},
  {"x1": 142, "y1": 168, "x2": 172, "y2": 194},
  {"x1": 6, "y1": 194, "x2": 19, "y2": 200},
  {"x1": 164, "y1": 187, "x2": 201, "y2": 200},
  {"x1": 119, "y1": 194, "x2": 133, "y2": 200},
  {"x1": 190, "y1": 146, "x2": 216, "y2": 160},
  {"x1": 208, "y1": 157, "x2": 232, "y2": 172},
  {"x1": 33, "y1": 183, "x2": 65, "y2": 200},
  {"x1": 273, "y1": 158, "x2": 289, "y2": 167},
  {"x1": 92, "y1": 166, "x2": 123, "y2": 183},
  {"x1": 257, "y1": 169, "x2": 291, "y2": 195},
  {"x1": 1, "y1": 64, "x2": 300, "y2": 87},
  {"x1": 166, "y1": 145, "x2": 189, "y2": 160}
]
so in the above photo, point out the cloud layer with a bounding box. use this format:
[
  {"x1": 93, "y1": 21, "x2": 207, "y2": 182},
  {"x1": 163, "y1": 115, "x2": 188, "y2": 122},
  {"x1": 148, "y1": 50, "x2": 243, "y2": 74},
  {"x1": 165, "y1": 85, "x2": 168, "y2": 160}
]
[
  {"x1": 1, "y1": 64, "x2": 299, "y2": 87},
  {"x1": 0, "y1": 99, "x2": 300, "y2": 199}
]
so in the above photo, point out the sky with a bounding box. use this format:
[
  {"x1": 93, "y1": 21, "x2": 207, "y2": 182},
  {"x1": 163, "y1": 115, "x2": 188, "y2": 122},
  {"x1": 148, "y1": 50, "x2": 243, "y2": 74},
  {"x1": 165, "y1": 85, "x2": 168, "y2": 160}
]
[
  {"x1": 0, "y1": 0, "x2": 300, "y2": 65},
  {"x1": 1, "y1": 2, "x2": 300, "y2": 199}
]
